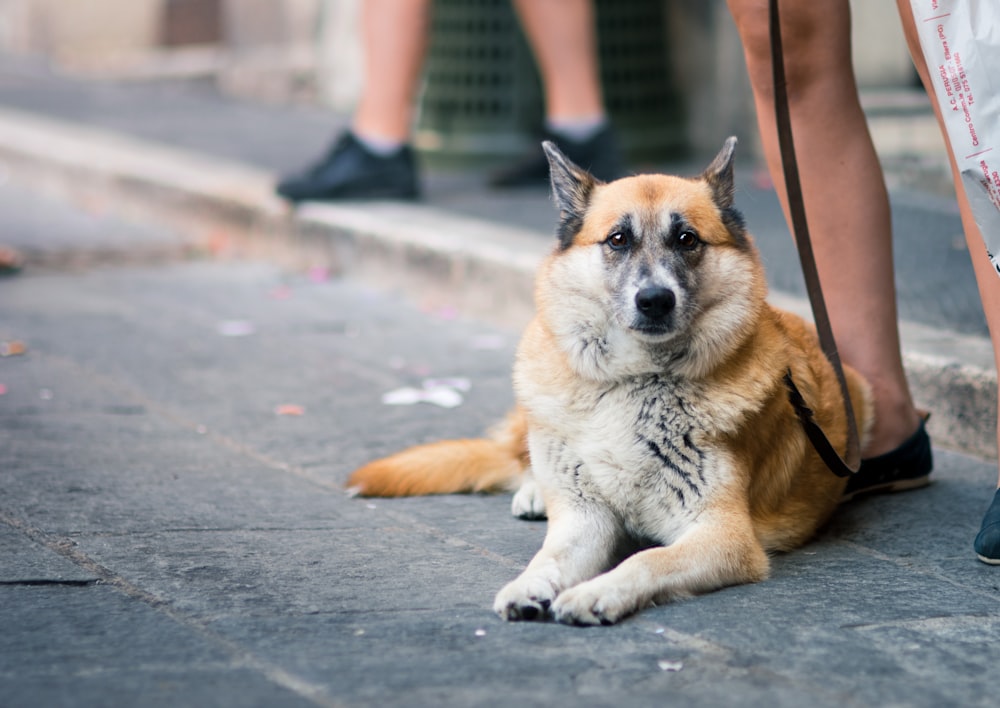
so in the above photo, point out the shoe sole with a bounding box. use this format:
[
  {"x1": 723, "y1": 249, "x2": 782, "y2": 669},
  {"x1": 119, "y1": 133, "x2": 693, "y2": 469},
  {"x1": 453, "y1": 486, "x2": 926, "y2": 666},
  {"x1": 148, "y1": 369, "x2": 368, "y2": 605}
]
[
  {"x1": 839, "y1": 474, "x2": 932, "y2": 503},
  {"x1": 976, "y1": 554, "x2": 1000, "y2": 565}
]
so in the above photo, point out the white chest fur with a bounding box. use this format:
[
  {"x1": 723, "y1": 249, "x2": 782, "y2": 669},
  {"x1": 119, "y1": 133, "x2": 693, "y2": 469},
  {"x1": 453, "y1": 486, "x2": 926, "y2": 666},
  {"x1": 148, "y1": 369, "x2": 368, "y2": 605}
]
[{"x1": 522, "y1": 372, "x2": 731, "y2": 545}]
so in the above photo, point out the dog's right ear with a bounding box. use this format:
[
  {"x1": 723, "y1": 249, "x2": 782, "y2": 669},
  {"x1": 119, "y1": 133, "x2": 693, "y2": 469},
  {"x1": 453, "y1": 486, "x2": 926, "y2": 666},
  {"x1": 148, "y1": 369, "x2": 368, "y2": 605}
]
[
  {"x1": 702, "y1": 136, "x2": 737, "y2": 210},
  {"x1": 543, "y1": 141, "x2": 596, "y2": 248}
]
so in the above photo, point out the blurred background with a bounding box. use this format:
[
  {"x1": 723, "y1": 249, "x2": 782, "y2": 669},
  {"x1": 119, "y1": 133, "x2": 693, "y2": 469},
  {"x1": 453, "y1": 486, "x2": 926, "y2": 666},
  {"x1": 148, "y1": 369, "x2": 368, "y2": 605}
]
[{"x1": 0, "y1": 0, "x2": 940, "y2": 168}]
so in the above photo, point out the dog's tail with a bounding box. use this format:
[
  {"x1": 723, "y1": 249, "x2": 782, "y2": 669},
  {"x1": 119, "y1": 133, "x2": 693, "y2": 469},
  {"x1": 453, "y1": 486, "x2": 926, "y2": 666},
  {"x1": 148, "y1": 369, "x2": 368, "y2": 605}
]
[{"x1": 346, "y1": 408, "x2": 529, "y2": 497}]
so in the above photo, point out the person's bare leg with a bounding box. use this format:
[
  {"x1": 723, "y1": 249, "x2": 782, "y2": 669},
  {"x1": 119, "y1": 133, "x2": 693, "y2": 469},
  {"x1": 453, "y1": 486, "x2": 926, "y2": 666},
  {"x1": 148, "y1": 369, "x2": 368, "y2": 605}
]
[
  {"x1": 896, "y1": 1, "x2": 1000, "y2": 491},
  {"x1": 351, "y1": 0, "x2": 432, "y2": 143},
  {"x1": 511, "y1": 0, "x2": 605, "y2": 123},
  {"x1": 275, "y1": 0, "x2": 427, "y2": 201},
  {"x1": 493, "y1": 0, "x2": 621, "y2": 185},
  {"x1": 727, "y1": 0, "x2": 921, "y2": 456}
]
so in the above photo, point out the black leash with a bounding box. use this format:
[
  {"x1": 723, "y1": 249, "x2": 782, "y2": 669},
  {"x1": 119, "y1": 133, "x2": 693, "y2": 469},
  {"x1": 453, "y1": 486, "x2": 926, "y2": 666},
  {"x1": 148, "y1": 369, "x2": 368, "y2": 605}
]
[{"x1": 769, "y1": 0, "x2": 861, "y2": 477}]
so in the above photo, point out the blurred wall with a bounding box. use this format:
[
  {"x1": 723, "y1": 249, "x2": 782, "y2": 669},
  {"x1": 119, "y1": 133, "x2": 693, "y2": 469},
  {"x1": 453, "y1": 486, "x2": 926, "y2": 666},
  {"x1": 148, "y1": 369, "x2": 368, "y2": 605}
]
[{"x1": 0, "y1": 0, "x2": 915, "y2": 158}]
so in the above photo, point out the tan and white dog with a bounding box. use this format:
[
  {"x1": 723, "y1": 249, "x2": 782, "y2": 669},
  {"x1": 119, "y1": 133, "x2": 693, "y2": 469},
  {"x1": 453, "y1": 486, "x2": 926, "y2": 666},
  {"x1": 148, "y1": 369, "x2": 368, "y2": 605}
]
[{"x1": 348, "y1": 138, "x2": 872, "y2": 625}]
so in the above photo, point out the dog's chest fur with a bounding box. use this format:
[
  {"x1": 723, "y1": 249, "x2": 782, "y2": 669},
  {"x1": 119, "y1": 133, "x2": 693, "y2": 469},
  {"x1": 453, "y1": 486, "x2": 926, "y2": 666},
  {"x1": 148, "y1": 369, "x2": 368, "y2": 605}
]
[{"x1": 524, "y1": 371, "x2": 730, "y2": 543}]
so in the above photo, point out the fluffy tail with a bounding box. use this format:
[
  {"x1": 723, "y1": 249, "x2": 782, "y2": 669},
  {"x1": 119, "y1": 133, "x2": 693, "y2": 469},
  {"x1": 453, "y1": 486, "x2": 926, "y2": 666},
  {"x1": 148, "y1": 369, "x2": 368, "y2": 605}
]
[{"x1": 346, "y1": 408, "x2": 529, "y2": 497}]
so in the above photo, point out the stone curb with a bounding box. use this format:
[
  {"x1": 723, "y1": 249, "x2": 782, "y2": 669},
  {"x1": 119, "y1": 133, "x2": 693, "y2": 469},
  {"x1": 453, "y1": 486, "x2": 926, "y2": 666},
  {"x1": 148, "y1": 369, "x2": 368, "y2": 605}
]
[{"x1": 0, "y1": 106, "x2": 994, "y2": 459}]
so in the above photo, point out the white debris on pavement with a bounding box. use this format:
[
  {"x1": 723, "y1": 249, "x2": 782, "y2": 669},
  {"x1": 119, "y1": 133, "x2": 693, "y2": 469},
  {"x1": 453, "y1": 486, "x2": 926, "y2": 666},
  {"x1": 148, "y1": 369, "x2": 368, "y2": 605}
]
[
  {"x1": 381, "y1": 377, "x2": 471, "y2": 409},
  {"x1": 657, "y1": 660, "x2": 683, "y2": 672},
  {"x1": 217, "y1": 319, "x2": 255, "y2": 337}
]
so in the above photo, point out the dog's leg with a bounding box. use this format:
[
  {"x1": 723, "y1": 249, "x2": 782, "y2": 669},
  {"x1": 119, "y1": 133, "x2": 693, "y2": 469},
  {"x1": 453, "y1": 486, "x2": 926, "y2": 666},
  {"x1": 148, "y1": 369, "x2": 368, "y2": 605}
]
[
  {"x1": 552, "y1": 507, "x2": 769, "y2": 625},
  {"x1": 510, "y1": 465, "x2": 547, "y2": 520},
  {"x1": 494, "y1": 502, "x2": 620, "y2": 621}
]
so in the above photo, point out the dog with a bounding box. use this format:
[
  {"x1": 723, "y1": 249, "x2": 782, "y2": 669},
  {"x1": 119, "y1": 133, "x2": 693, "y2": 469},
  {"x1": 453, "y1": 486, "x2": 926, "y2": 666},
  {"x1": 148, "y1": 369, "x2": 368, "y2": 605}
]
[{"x1": 348, "y1": 138, "x2": 873, "y2": 625}]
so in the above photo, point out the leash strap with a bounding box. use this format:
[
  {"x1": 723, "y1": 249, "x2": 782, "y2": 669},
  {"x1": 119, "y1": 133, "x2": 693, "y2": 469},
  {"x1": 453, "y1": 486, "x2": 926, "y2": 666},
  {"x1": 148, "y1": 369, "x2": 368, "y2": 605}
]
[{"x1": 769, "y1": 0, "x2": 861, "y2": 476}]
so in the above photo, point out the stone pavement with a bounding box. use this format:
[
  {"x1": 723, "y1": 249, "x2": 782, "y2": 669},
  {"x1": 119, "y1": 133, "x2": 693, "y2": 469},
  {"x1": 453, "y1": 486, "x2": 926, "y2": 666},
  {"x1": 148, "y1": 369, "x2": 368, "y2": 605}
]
[
  {"x1": 1, "y1": 65, "x2": 1000, "y2": 707},
  {"x1": 2, "y1": 183, "x2": 999, "y2": 708}
]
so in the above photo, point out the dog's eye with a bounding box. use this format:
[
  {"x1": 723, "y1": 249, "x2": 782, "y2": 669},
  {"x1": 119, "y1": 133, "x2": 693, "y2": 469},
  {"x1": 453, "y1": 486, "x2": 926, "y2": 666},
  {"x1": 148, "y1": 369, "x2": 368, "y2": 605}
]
[
  {"x1": 607, "y1": 232, "x2": 630, "y2": 250},
  {"x1": 676, "y1": 230, "x2": 700, "y2": 249}
]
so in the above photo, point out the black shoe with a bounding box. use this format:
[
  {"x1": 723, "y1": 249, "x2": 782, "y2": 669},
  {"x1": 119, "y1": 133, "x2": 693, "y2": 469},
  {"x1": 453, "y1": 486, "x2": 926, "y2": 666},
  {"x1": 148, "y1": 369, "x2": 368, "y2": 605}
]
[
  {"x1": 974, "y1": 488, "x2": 1000, "y2": 565},
  {"x1": 489, "y1": 124, "x2": 625, "y2": 188},
  {"x1": 275, "y1": 132, "x2": 420, "y2": 203},
  {"x1": 841, "y1": 418, "x2": 933, "y2": 502}
]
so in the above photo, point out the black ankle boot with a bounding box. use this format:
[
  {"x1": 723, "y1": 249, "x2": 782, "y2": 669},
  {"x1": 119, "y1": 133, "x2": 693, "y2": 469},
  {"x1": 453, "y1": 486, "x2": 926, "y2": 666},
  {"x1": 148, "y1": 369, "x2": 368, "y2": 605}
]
[{"x1": 489, "y1": 124, "x2": 625, "y2": 188}]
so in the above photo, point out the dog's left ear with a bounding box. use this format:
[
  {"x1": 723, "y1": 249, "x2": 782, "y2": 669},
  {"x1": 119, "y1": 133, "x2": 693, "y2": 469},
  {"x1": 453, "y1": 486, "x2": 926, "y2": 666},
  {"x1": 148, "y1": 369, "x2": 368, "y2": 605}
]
[
  {"x1": 702, "y1": 136, "x2": 737, "y2": 210},
  {"x1": 543, "y1": 141, "x2": 597, "y2": 246}
]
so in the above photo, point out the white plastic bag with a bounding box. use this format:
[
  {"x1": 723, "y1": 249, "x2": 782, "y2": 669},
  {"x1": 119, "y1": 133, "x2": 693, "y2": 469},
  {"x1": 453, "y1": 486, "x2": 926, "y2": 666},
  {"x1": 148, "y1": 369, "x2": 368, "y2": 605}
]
[{"x1": 910, "y1": 0, "x2": 1000, "y2": 273}]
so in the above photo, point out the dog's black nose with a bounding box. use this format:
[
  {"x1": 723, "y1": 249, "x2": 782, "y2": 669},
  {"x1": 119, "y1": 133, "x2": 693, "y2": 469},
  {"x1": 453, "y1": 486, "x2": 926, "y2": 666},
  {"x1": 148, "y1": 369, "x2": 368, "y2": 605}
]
[{"x1": 635, "y1": 286, "x2": 676, "y2": 320}]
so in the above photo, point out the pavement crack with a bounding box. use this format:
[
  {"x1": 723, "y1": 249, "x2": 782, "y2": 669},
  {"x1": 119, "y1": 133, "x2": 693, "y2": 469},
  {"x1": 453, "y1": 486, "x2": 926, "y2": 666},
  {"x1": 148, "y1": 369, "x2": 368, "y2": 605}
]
[
  {"x1": 374, "y1": 505, "x2": 527, "y2": 570},
  {"x1": 841, "y1": 613, "x2": 997, "y2": 632},
  {"x1": 837, "y1": 539, "x2": 1000, "y2": 601},
  {"x1": 21, "y1": 352, "x2": 528, "y2": 574},
  {"x1": 28, "y1": 349, "x2": 345, "y2": 495},
  {"x1": 79, "y1": 526, "x2": 353, "y2": 538},
  {"x1": 0, "y1": 578, "x2": 98, "y2": 587}
]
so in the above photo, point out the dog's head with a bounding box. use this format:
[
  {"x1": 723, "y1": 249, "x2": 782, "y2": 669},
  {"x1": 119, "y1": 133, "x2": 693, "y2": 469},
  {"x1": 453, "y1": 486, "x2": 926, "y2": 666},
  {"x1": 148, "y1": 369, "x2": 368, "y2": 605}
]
[{"x1": 537, "y1": 138, "x2": 767, "y2": 381}]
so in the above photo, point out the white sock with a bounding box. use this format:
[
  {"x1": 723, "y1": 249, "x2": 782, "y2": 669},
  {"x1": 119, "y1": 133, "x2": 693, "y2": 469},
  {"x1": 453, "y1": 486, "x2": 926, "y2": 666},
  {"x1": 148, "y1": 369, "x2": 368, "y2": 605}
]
[
  {"x1": 545, "y1": 116, "x2": 608, "y2": 143},
  {"x1": 352, "y1": 130, "x2": 407, "y2": 157}
]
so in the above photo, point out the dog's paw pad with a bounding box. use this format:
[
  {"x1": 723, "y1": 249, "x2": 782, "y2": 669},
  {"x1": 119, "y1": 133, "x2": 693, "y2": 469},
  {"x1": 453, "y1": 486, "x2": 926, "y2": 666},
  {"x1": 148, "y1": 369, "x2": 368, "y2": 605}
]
[{"x1": 506, "y1": 599, "x2": 549, "y2": 621}]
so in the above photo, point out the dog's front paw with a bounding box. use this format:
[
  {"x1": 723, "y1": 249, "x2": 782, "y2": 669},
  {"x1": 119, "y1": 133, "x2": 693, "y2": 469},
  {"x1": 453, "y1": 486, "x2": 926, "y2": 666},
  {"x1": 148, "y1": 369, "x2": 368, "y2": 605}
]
[
  {"x1": 493, "y1": 574, "x2": 558, "y2": 621},
  {"x1": 511, "y1": 478, "x2": 547, "y2": 520},
  {"x1": 551, "y1": 576, "x2": 640, "y2": 626}
]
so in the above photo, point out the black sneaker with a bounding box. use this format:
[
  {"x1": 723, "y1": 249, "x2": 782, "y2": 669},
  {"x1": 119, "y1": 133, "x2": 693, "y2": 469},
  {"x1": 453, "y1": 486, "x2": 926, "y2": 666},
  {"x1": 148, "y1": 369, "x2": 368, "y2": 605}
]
[
  {"x1": 974, "y1": 488, "x2": 1000, "y2": 565},
  {"x1": 489, "y1": 124, "x2": 625, "y2": 187},
  {"x1": 276, "y1": 132, "x2": 420, "y2": 203},
  {"x1": 840, "y1": 418, "x2": 933, "y2": 502}
]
